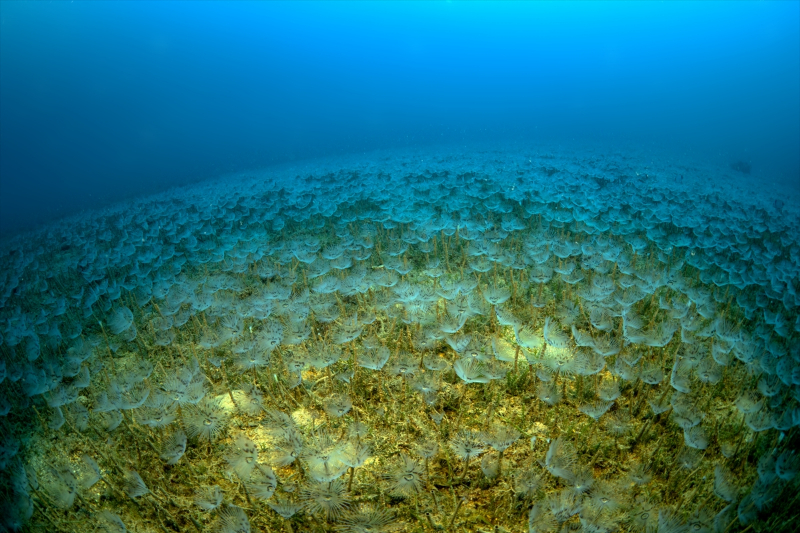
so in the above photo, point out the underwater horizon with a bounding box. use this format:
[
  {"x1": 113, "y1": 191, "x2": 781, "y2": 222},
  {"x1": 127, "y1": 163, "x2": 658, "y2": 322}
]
[
  {"x1": 2, "y1": 1, "x2": 800, "y2": 236},
  {"x1": 0, "y1": 2, "x2": 799, "y2": 533}
]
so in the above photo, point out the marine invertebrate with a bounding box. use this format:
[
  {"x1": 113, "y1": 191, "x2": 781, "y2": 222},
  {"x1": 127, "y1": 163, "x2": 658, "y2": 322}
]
[
  {"x1": 225, "y1": 434, "x2": 259, "y2": 480},
  {"x1": 246, "y1": 463, "x2": 277, "y2": 500},
  {"x1": 579, "y1": 399, "x2": 614, "y2": 421},
  {"x1": 481, "y1": 424, "x2": 520, "y2": 476},
  {"x1": 453, "y1": 358, "x2": 489, "y2": 384},
  {"x1": 122, "y1": 469, "x2": 149, "y2": 499},
  {"x1": 195, "y1": 485, "x2": 223, "y2": 511},
  {"x1": 302, "y1": 478, "x2": 350, "y2": 519},
  {"x1": 268, "y1": 495, "x2": 303, "y2": 519},
  {"x1": 514, "y1": 466, "x2": 543, "y2": 499},
  {"x1": 450, "y1": 429, "x2": 486, "y2": 481},
  {"x1": 324, "y1": 393, "x2": 353, "y2": 418},
  {"x1": 97, "y1": 511, "x2": 126, "y2": 533},
  {"x1": 160, "y1": 429, "x2": 187, "y2": 465},
  {"x1": 386, "y1": 454, "x2": 425, "y2": 497},
  {"x1": 43, "y1": 463, "x2": 78, "y2": 509},
  {"x1": 335, "y1": 506, "x2": 396, "y2": 533},
  {"x1": 183, "y1": 396, "x2": 229, "y2": 442},
  {"x1": 215, "y1": 504, "x2": 251, "y2": 533}
]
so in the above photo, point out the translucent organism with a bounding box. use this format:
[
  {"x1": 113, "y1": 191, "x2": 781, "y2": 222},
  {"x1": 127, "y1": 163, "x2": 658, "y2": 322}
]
[
  {"x1": 268, "y1": 495, "x2": 303, "y2": 519},
  {"x1": 450, "y1": 429, "x2": 486, "y2": 478},
  {"x1": 122, "y1": 470, "x2": 149, "y2": 499},
  {"x1": 97, "y1": 511, "x2": 126, "y2": 533},
  {"x1": 386, "y1": 454, "x2": 425, "y2": 497},
  {"x1": 540, "y1": 437, "x2": 576, "y2": 482},
  {"x1": 514, "y1": 467, "x2": 543, "y2": 499},
  {"x1": 195, "y1": 485, "x2": 223, "y2": 511},
  {"x1": 324, "y1": 393, "x2": 353, "y2": 418},
  {"x1": 225, "y1": 434, "x2": 259, "y2": 480},
  {"x1": 335, "y1": 506, "x2": 397, "y2": 533},
  {"x1": 160, "y1": 430, "x2": 187, "y2": 465},
  {"x1": 246, "y1": 463, "x2": 277, "y2": 500},
  {"x1": 537, "y1": 381, "x2": 562, "y2": 406},
  {"x1": 302, "y1": 478, "x2": 350, "y2": 519},
  {"x1": 713, "y1": 464, "x2": 738, "y2": 502},
  {"x1": 579, "y1": 399, "x2": 614, "y2": 421},
  {"x1": 453, "y1": 358, "x2": 489, "y2": 384},
  {"x1": 183, "y1": 396, "x2": 229, "y2": 442},
  {"x1": 215, "y1": 504, "x2": 251, "y2": 533}
]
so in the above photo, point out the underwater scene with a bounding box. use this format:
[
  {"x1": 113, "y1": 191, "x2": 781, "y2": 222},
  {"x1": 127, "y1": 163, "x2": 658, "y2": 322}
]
[{"x1": 0, "y1": 2, "x2": 799, "y2": 533}]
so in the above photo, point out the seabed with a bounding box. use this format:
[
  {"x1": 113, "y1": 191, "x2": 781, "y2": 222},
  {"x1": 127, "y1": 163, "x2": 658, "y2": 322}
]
[{"x1": 0, "y1": 143, "x2": 798, "y2": 533}]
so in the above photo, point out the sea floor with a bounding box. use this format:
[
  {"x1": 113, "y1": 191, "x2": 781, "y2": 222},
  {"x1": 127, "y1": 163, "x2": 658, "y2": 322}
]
[{"x1": 0, "y1": 142, "x2": 797, "y2": 533}]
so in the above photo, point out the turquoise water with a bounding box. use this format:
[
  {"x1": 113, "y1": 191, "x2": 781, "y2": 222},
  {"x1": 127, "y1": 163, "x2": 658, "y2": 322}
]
[{"x1": 0, "y1": 3, "x2": 798, "y2": 532}]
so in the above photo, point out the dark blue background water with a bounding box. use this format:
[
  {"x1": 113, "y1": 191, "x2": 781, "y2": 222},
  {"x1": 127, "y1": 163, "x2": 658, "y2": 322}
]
[{"x1": 1, "y1": 1, "x2": 798, "y2": 235}]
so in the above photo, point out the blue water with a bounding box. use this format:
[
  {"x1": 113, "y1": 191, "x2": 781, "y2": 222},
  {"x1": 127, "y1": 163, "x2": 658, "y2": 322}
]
[
  {"x1": 0, "y1": 1, "x2": 798, "y2": 235},
  {"x1": 2, "y1": 4, "x2": 800, "y2": 531}
]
